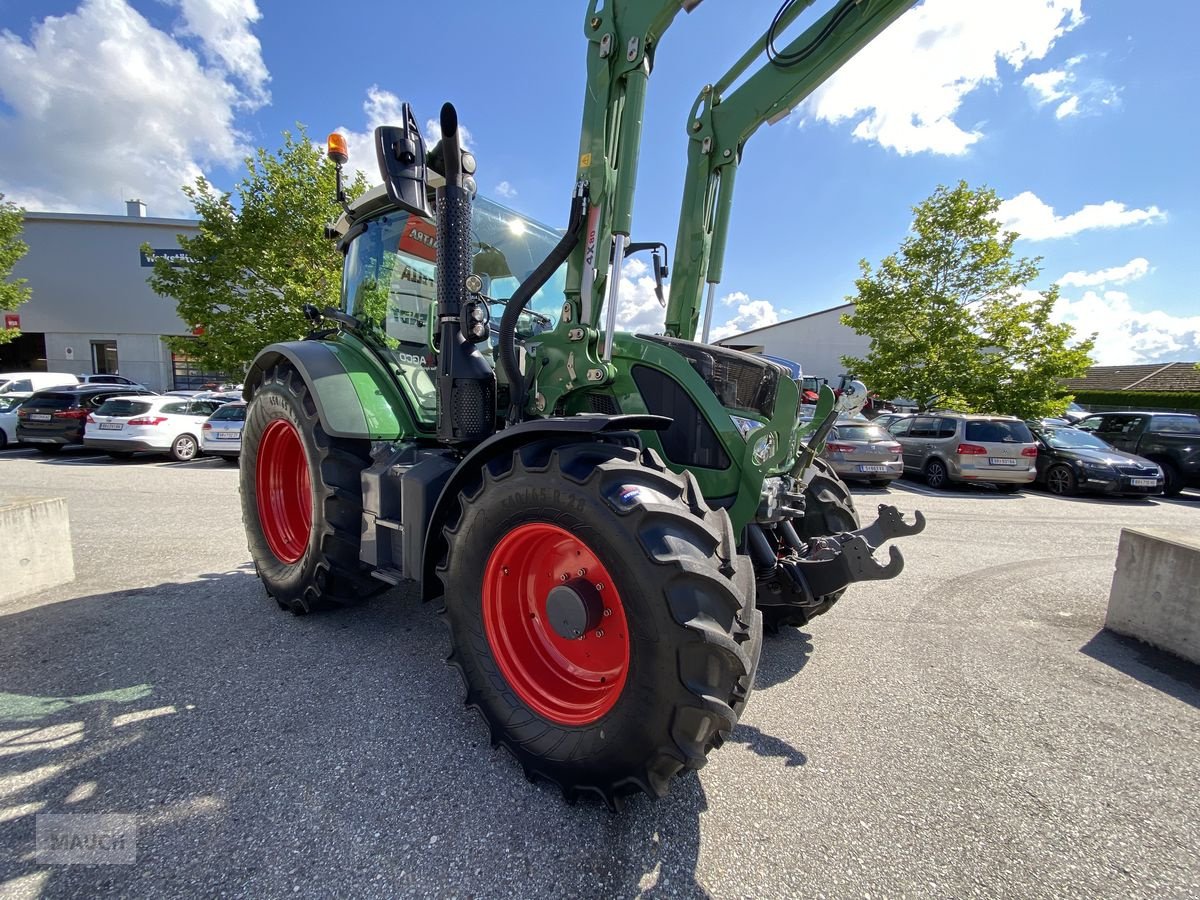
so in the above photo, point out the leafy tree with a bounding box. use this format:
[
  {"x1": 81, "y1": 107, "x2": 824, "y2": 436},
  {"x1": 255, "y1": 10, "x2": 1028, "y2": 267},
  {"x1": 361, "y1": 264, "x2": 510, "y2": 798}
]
[
  {"x1": 842, "y1": 181, "x2": 1094, "y2": 419},
  {"x1": 147, "y1": 127, "x2": 367, "y2": 375},
  {"x1": 0, "y1": 193, "x2": 32, "y2": 345}
]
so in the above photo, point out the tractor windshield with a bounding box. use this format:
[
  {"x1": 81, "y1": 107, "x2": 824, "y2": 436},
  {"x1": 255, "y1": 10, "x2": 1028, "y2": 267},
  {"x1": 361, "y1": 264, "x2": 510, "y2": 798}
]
[{"x1": 342, "y1": 196, "x2": 566, "y2": 426}]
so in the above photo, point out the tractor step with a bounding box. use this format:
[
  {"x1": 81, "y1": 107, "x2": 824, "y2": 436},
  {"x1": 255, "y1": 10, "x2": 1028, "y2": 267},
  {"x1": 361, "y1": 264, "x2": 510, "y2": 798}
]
[{"x1": 370, "y1": 566, "x2": 405, "y2": 586}]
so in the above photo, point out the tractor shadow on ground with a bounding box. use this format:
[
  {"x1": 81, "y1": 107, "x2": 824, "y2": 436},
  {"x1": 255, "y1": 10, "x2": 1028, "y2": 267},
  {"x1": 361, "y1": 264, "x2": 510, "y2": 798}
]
[
  {"x1": 0, "y1": 572, "x2": 715, "y2": 898},
  {"x1": 754, "y1": 628, "x2": 814, "y2": 689},
  {"x1": 1080, "y1": 630, "x2": 1200, "y2": 711}
]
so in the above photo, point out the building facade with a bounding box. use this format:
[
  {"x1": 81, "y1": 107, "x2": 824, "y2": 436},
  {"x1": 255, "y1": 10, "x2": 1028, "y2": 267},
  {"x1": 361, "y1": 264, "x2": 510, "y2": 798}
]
[
  {"x1": 3, "y1": 203, "x2": 202, "y2": 391},
  {"x1": 716, "y1": 302, "x2": 869, "y2": 385}
]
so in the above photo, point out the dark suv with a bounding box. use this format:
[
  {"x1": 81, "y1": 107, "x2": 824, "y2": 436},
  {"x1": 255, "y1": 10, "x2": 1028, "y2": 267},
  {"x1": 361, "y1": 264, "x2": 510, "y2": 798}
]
[
  {"x1": 16, "y1": 385, "x2": 156, "y2": 453},
  {"x1": 1073, "y1": 412, "x2": 1200, "y2": 496}
]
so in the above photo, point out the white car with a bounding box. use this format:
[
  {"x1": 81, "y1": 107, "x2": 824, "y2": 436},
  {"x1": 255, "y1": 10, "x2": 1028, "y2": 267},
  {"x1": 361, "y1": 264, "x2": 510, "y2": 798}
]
[
  {"x1": 83, "y1": 395, "x2": 229, "y2": 461},
  {"x1": 199, "y1": 400, "x2": 246, "y2": 463},
  {"x1": 0, "y1": 396, "x2": 23, "y2": 449},
  {"x1": 0, "y1": 372, "x2": 81, "y2": 396}
]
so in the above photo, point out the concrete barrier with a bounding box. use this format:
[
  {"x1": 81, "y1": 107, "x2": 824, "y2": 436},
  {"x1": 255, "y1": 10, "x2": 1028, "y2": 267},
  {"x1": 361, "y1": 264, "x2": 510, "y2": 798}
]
[
  {"x1": 1106, "y1": 527, "x2": 1200, "y2": 665},
  {"x1": 0, "y1": 497, "x2": 75, "y2": 603}
]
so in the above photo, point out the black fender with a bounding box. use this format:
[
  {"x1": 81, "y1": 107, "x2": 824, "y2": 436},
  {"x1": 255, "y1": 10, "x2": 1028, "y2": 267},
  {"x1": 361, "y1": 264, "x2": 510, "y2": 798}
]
[{"x1": 420, "y1": 414, "x2": 670, "y2": 599}]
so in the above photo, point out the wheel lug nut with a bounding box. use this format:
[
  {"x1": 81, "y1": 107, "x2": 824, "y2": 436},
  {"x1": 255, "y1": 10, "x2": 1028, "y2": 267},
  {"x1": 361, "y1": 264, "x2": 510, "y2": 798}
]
[
  {"x1": 560, "y1": 574, "x2": 569, "y2": 582},
  {"x1": 502, "y1": 567, "x2": 509, "y2": 575},
  {"x1": 595, "y1": 629, "x2": 604, "y2": 638},
  {"x1": 603, "y1": 608, "x2": 612, "y2": 617},
  {"x1": 595, "y1": 583, "x2": 604, "y2": 591},
  {"x1": 577, "y1": 568, "x2": 587, "y2": 576}
]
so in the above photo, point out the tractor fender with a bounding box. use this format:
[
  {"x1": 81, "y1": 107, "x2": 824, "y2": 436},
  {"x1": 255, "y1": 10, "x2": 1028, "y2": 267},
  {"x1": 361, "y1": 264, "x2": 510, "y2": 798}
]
[
  {"x1": 420, "y1": 414, "x2": 670, "y2": 600},
  {"x1": 244, "y1": 340, "x2": 412, "y2": 440}
]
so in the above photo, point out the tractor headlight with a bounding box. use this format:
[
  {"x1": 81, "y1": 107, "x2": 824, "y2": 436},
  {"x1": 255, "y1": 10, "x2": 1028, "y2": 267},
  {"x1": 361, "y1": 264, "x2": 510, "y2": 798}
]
[
  {"x1": 730, "y1": 415, "x2": 764, "y2": 439},
  {"x1": 752, "y1": 430, "x2": 778, "y2": 466}
]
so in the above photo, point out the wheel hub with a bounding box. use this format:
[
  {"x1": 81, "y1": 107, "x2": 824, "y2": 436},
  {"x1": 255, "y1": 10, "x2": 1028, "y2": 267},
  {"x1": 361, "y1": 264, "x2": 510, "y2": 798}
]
[
  {"x1": 545, "y1": 579, "x2": 605, "y2": 640},
  {"x1": 482, "y1": 523, "x2": 630, "y2": 726}
]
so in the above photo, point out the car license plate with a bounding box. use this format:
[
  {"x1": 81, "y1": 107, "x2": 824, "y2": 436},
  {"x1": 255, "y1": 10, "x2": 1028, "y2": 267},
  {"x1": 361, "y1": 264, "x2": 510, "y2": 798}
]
[
  {"x1": 30, "y1": 413, "x2": 51, "y2": 422},
  {"x1": 858, "y1": 464, "x2": 889, "y2": 473},
  {"x1": 99, "y1": 423, "x2": 122, "y2": 431},
  {"x1": 215, "y1": 433, "x2": 238, "y2": 441},
  {"x1": 988, "y1": 457, "x2": 1017, "y2": 466},
  {"x1": 1131, "y1": 477, "x2": 1158, "y2": 487}
]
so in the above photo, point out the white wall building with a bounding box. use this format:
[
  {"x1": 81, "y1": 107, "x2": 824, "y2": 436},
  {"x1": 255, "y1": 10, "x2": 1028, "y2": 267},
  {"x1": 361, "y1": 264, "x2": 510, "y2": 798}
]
[
  {"x1": 4, "y1": 202, "x2": 202, "y2": 391},
  {"x1": 716, "y1": 302, "x2": 869, "y2": 385}
]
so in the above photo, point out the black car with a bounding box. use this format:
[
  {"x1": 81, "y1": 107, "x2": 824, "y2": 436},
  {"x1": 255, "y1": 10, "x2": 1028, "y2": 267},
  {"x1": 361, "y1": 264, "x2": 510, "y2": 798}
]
[
  {"x1": 1031, "y1": 426, "x2": 1164, "y2": 497},
  {"x1": 16, "y1": 385, "x2": 156, "y2": 453}
]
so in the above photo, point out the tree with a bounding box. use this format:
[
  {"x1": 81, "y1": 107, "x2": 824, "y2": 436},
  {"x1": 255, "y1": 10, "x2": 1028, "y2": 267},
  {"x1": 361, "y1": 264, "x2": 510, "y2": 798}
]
[
  {"x1": 841, "y1": 181, "x2": 1094, "y2": 419},
  {"x1": 147, "y1": 127, "x2": 367, "y2": 376},
  {"x1": 0, "y1": 193, "x2": 32, "y2": 345}
]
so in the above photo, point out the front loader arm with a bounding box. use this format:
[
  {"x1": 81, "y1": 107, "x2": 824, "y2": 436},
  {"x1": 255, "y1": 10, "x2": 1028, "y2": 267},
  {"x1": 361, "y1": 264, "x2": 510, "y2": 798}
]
[{"x1": 664, "y1": 0, "x2": 918, "y2": 341}]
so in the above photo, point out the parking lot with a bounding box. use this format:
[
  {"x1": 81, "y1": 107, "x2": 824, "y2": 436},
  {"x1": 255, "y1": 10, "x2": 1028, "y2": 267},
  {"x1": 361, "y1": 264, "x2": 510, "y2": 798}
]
[{"x1": 1, "y1": 447, "x2": 1198, "y2": 899}]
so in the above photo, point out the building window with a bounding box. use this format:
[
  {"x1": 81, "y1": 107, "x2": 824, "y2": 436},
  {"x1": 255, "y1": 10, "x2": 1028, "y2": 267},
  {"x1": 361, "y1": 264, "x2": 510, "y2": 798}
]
[
  {"x1": 171, "y1": 350, "x2": 230, "y2": 391},
  {"x1": 91, "y1": 340, "x2": 119, "y2": 374}
]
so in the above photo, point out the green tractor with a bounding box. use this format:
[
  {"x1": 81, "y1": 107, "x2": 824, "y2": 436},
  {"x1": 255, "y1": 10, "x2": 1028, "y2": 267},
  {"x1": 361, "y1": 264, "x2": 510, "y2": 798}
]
[{"x1": 240, "y1": 0, "x2": 924, "y2": 807}]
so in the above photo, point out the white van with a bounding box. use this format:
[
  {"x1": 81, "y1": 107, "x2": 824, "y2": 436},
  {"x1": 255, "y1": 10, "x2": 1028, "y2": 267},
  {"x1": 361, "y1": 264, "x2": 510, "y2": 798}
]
[{"x1": 0, "y1": 372, "x2": 81, "y2": 396}]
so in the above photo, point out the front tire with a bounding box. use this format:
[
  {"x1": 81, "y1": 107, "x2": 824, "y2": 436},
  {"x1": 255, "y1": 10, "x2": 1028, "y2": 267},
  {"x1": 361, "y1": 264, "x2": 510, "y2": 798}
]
[
  {"x1": 764, "y1": 457, "x2": 861, "y2": 632},
  {"x1": 925, "y1": 459, "x2": 949, "y2": 489},
  {"x1": 1045, "y1": 464, "x2": 1077, "y2": 496},
  {"x1": 439, "y1": 441, "x2": 761, "y2": 808},
  {"x1": 241, "y1": 363, "x2": 383, "y2": 614},
  {"x1": 1159, "y1": 461, "x2": 1183, "y2": 497}
]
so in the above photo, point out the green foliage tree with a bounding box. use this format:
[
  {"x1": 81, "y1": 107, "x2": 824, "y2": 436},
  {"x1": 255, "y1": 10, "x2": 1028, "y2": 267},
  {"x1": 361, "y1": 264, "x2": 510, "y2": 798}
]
[
  {"x1": 0, "y1": 194, "x2": 32, "y2": 345},
  {"x1": 842, "y1": 181, "x2": 1095, "y2": 419},
  {"x1": 147, "y1": 127, "x2": 367, "y2": 375}
]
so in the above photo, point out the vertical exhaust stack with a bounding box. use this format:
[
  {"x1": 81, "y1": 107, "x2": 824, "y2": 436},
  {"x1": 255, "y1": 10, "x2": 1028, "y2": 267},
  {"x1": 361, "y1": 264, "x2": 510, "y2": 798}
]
[{"x1": 434, "y1": 102, "x2": 496, "y2": 444}]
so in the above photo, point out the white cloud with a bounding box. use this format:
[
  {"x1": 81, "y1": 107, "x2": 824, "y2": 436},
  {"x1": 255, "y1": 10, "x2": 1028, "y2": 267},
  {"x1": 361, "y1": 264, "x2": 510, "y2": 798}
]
[
  {"x1": 1058, "y1": 258, "x2": 1150, "y2": 288},
  {"x1": 0, "y1": 0, "x2": 267, "y2": 216},
  {"x1": 709, "y1": 291, "x2": 780, "y2": 341},
  {"x1": 494, "y1": 181, "x2": 517, "y2": 200},
  {"x1": 614, "y1": 257, "x2": 669, "y2": 334},
  {"x1": 173, "y1": 0, "x2": 269, "y2": 108},
  {"x1": 800, "y1": 0, "x2": 1083, "y2": 155},
  {"x1": 1053, "y1": 290, "x2": 1200, "y2": 365},
  {"x1": 997, "y1": 192, "x2": 1166, "y2": 240},
  {"x1": 1023, "y1": 54, "x2": 1118, "y2": 121}
]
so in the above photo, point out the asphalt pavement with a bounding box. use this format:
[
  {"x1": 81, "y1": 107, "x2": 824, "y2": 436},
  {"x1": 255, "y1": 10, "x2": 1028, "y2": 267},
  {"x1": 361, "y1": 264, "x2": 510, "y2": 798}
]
[{"x1": 0, "y1": 446, "x2": 1197, "y2": 899}]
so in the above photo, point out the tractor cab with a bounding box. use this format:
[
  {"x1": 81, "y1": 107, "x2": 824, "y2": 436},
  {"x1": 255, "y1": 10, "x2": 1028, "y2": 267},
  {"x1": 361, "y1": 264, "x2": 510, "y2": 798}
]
[{"x1": 332, "y1": 184, "x2": 563, "y2": 428}]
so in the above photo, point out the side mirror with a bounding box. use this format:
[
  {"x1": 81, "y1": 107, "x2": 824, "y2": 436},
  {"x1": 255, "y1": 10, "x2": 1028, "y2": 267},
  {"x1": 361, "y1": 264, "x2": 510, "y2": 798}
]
[{"x1": 375, "y1": 103, "x2": 432, "y2": 218}]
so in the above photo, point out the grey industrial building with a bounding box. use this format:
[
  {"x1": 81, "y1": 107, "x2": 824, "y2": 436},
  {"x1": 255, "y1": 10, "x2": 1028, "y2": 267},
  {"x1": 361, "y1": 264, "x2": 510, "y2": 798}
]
[
  {"x1": 2, "y1": 201, "x2": 209, "y2": 392},
  {"x1": 716, "y1": 302, "x2": 869, "y2": 385}
]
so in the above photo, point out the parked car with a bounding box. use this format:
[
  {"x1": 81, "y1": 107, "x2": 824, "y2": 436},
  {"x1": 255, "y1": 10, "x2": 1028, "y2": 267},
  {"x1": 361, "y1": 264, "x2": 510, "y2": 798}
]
[
  {"x1": 1062, "y1": 401, "x2": 1089, "y2": 424},
  {"x1": 0, "y1": 372, "x2": 80, "y2": 396},
  {"x1": 821, "y1": 420, "x2": 903, "y2": 485},
  {"x1": 200, "y1": 401, "x2": 246, "y2": 463},
  {"x1": 1072, "y1": 411, "x2": 1200, "y2": 496},
  {"x1": 16, "y1": 385, "x2": 156, "y2": 452},
  {"x1": 872, "y1": 411, "x2": 913, "y2": 431},
  {"x1": 83, "y1": 395, "x2": 229, "y2": 461},
  {"x1": 1030, "y1": 425, "x2": 1164, "y2": 497},
  {"x1": 888, "y1": 413, "x2": 1037, "y2": 491},
  {"x1": 0, "y1": 396, "x2": 25, "y2": 449},
  {"x1": 76, "y1": 373, "x2": 149, "y2": 389}
]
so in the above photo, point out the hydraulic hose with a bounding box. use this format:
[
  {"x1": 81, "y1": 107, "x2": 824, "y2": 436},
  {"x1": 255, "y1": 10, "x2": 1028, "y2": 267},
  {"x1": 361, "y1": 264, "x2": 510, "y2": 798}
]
[{"x1": 500, "y1": 188, "x2": 588, "y2": 423}]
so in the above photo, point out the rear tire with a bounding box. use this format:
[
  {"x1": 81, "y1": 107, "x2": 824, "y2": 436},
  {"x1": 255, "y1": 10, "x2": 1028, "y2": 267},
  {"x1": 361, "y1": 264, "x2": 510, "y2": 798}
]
[
  {"x1": 241, "y1": 363, "x2": 384, "y2": 614},
  {"x1": 439, "y1": 441, "x2": 761, "y2": 808},
  {"x1": 763, "y1": 457, "x2": 860, "y2": 632},
  {"x1": 1159, "y1": 461, "x2": 1183, "y2": 497},
  {"x1": 170, "y1": 433, "x2": 199, "y2": 462}
]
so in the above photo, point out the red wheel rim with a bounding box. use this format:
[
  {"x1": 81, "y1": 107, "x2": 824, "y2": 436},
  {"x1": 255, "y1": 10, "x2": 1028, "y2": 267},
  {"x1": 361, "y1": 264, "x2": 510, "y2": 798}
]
[
  {"x1": 255, "y1": 419, "x2": 312, "y2": 564},
  {"x1": 482, "y1": 523, "x2": 630, "y2": 726}
]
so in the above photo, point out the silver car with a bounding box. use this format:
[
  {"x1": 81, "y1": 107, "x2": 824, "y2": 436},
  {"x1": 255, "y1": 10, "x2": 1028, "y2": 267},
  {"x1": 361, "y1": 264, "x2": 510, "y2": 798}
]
[
  {"x1": 821, "y1": 420, "x2": 903, "y2": 485},
  {"x1": 199, "y1": 401, "x2": 245, "y2": 463},
  {"x1": 887, "y1": 413, "x2": 1037, "y2": 492}
]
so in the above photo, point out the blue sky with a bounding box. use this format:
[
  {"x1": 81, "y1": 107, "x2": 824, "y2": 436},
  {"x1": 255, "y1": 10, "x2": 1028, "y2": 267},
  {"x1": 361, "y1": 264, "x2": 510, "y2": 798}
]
[{"x1": 0, "y1": 0, "x2": 1196, "y2": 363}]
